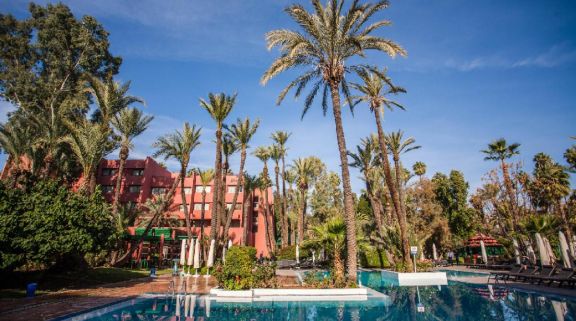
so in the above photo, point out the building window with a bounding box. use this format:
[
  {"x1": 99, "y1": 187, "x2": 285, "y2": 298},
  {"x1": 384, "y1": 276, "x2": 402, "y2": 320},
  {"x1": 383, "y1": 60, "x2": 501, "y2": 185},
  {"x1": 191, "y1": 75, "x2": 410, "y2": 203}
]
[
  {"x1": 102, "y1": 168, "x2": 117, "y2": 176},
  {"x1": 194, "y1": 203, "x2": 210, "y2": 211},
  {"x1": 195, "y1": 186, "x2": 211, "y2": 193},
  {"x1": 227, "y1": 186, "x2": 236, "y2": 194},
  {"x1": 183, "y1": 187, "x2": 192, "y2": 195},
  {"x1": 151, "y1": 187, "x2": 166, "y2": 195},
  {"x1": 226, "y1": 203, "x2": 242, "y2": 210},
  {"x1": 101, "y1": 185, "x2": 114, "y2": 193},
  {"x1": 131, "y1": 168, "x2": 145, "y2": 176},
  {"x1": 128, "y1": 185, "x2": 141, "y2": 193}
]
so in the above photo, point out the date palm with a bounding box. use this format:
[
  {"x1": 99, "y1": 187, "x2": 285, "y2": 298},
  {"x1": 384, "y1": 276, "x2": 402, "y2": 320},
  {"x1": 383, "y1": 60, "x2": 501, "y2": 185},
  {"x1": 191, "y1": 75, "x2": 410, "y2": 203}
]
[
  {"x1": 304, "y1": 217, "x2": 347, "y2": 285},
  {"x1": 198, "y1": 168, "x2": 215, "y2": 239},
  {"x1": 110, "y1": 108, "x2": 154, "y2": 215},
  {"x1": 222, "y1": 117, "x2": 260, "y2": 243},
  {"x1": 253, "y1": 146, "x2": 276, "y2": 252},
  {"x1": 200, "y1": 93, "x2": 236, "y2": 243},
  {"x1": 292, "y1": 156, "x2": 323, "y2": 244},
  {"x1": 241, "y1": 174, "x2": 258, "y2": 245},
  {"x1": 413, "y1": 161, "x2": 426, "y2": 182},
  {"x1": 482, "y1": 138, "x2": 521, "y2": 228},
  {"x1": 269, "y1": 145, "x2": 283, "y2": 241},
  {"x1": 0, "y1": 117, "x2": 36, "y2": 181},
  {"x1": 350, "y1": 66, "x2": 413, "y2": 268},
  {"x1": 262, "y1": 0, "x2": 406, "y2": 280},
  {"x1": 271, "y1": 130, "x2": 291, "y2": 247},
  {"x1": 153, "y1": 122, "x2": 202, "y2": 243}
]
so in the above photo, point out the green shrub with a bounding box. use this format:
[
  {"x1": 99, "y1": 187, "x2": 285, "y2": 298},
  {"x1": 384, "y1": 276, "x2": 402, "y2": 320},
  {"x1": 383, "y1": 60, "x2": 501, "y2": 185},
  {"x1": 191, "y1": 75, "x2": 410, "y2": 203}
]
[
  {"x1": 359, "y1": 248, "x2": 390, "y2": 268},
  {"x1": 302, "y1": 269, "x2": 357, "y2": 289},
  {"x1": 213, "y1": 246, "x2": 256, "y2": 290},
  {"x1": 253, "y1": 262, "x2": 277, "y2": 288},
  {"x1": 275, "y1": 245, "x2": 310, "y2": 260}
]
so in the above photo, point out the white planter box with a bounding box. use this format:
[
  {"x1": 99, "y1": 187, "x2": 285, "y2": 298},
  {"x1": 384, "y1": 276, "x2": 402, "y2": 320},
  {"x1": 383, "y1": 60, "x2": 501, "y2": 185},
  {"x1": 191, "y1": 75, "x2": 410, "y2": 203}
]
[
  {"x1": 253, "y1": 288, "x2": 367, "y2": 296},
  {"x1": 380, "y1": 270, "x2": 447, "y2": 286},
  {"x1": 210, "y1": 288, "x2": 253, "y2": 297},
  {"x1": 209, "y1": 287, "x2": 370, "y2": 302}
]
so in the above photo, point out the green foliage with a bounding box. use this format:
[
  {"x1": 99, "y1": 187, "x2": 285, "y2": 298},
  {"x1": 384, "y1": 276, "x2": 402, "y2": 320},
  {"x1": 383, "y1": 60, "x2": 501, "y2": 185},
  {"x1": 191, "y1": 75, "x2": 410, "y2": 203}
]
[
  {"x1": 213, "y1": 246, "x2": 256, "y2": 290},
  {"x1": 275, "y1": 245, "x2": 310, "y2": 260},
  {"x1": 565, "y1": 145, "x2": 576, "y2": 173},
  {"x1": 0, "y1": 179, "x2": 117, "y2": 272},
  {"x1": 253, "y1": 263, "x2": 277, "y2": 288},
  {"x1": 360, "y1": 248, "x2": 390, "y2": 269},
  {"x1": 302, "y1": 269, "x2": 358, "y2": 289},
  {"x1": 432, "y1": 171, "x2": 476, "y2": 240}
]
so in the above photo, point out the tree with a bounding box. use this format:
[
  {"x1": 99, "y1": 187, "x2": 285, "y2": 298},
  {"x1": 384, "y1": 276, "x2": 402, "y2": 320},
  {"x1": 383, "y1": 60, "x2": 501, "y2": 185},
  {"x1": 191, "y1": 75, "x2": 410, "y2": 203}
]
[
  {"x1": 262, "y1": 0, "x2": 406, "y2": 281},
  {"x1": 269, "y1": 144, "x2": 283, "y2": 244},
  {"x1": 271, "y1": 131, "x2": 291, "y2": 247},
  {"x1": 153, "y1": 123, "x2": 202, "y2": 243},
  {"x1": 413, "y1": 161, "x2": 426, "y2": 181},
  {"x1": 304, "y1": 217, "x2": 347, "y2": 286},
  {"x1": 0, "y1": 4, "x2": 121, "y2": 177},
  {"x1": 253, "y1": 146, "x2": 276, "y2": 253},
  {"x1": 565, "y1": 145, "x2": 576, "y2": 173},
  {"x1": 198, "y1": 168, "x2": 215, "y2": 239},
  {"x1": 110, "y1": 108, "x2": 153, "y2": 215},
  {"x1": 200, "y1": 93, "x2": 235, "y2": 243},
  {"x1": 222, "y1": 117, "x2": 260, "y2": 243},
  {"x1": 385, "y1": 130, "x2": 420, "y2": 212},
  {"x1": 241, "y1": 174, "x2": 258, "y2": 246},
  {"x1": 292, "y1": 156, "x2": 324, "y2": 244},
  {"x1": 482, "y1": 138, "x2": 521, "y2": 228}
]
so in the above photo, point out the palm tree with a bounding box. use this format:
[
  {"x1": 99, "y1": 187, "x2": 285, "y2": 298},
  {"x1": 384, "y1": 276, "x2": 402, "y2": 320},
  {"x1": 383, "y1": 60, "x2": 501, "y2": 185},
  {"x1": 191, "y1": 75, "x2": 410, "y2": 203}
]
[
  {"x1": 482, "y1": 138, "x2": 521, "y2": 228},
  {"x1": 304, "y1": 217, "x2": 347, "y2": 285},
  {"x1": 253, "y1": 146, "x2": 276, "y2": 253},
  {"x1": 386, "y1": 130, "x2": 420, "y2": 203},
  {"x1": 64, "y1": 119, "x2": 112, "y2": 193},
  {"x1": 284, "y1": 168, "x2": 298, "y2": 244},
  {"x1": 153, "y1": 123, "x2": 202, "y2": 242},
  {"x1": 222, "y1": 117, "x2": 260, "y2": 243},
  {"x1": 198, "y1": 168, "x2": 215, "y2": 239},
  {"x1": 413, "y1": 161, "x2": 426, "y2": 182},
  {"x1": 349, "y1": 136, "x2": 384, "y2": 233},
  {"x1": 110, "y1": 108, "x2": 154, "y2": 215},
  {"x1": 262, "y1": 0, "x2": 406, "y2": 280},
  {"x1": 292, "y1": 157, "x2": 323, "y2": 244},
  {"x1": 241, "y1": 174, "x2": 258, "y2": 246},
  {"x1": 349, "y1": 67, "x2": 412, "y2": 268},
  {"x1": 269, "y1": 145, "x2": 284, "y2": 242},
  {"x1": 200, "y1": 93, "x2": 236, "y2": 243},
  {"x1": 0, "y1": 118, "x2": 35, "y2": 182},
  {"x1": 271, "y1": 131, "x2": 291, "y2": 247}
]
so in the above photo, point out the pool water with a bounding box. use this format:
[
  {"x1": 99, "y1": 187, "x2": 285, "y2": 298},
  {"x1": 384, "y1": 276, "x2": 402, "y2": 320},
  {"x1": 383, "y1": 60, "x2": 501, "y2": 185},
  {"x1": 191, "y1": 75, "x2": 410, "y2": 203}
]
[
  {"x1": 58, "y1": 271, "x2": 575, "y2": 321},
  {"x1": 438, "y1": 269, "x2": 490, "y2": 279}
]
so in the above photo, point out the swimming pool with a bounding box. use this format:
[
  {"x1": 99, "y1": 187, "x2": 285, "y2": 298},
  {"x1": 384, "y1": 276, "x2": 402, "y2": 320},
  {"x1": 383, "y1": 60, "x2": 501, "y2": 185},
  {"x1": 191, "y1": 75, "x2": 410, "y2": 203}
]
[
  {"x1": 438, "y1": 269, "x2": 490, "y2": 279},
  {"x1": 56, "y1": 271, "x2": 575, "y2": 321}
]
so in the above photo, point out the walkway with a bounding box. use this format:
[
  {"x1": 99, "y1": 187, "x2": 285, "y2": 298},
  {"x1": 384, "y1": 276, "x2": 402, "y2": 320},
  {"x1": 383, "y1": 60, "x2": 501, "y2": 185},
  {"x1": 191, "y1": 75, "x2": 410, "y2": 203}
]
[{"x1": 0, "y1": 275, "x2": 216, "y2": 321}]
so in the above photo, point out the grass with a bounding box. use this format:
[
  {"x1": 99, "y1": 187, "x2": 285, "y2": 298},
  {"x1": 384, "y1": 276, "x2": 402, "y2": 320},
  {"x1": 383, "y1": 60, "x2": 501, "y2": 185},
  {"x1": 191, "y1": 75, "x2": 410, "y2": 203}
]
[{"x1": 0, "y1": 267, "x2": 172, "y2": 299}]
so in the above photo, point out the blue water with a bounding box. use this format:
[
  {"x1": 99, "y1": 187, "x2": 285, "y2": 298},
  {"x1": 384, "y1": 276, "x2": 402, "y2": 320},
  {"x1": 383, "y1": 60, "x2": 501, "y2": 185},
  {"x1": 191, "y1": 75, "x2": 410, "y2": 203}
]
[
  {"x1": 58, "y1": 271, "x2": 576, "y2": 321},
  {"x1": 438, "y1": 269, "x2": 490, "y2": 278}
]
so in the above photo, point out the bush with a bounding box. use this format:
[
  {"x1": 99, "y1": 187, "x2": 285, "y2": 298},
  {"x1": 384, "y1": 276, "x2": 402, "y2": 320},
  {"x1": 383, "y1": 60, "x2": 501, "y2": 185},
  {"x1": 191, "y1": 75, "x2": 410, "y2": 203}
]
[
  {"x1": 275, "y1": 245, "x2": 310, "y2": 260},
  {"x1": 253, "y1": 262, "x2": 277, "y2": 288},
  {"x1": 360, "y1": 248, "x2": 390, "y2": 268},
  {"x1": 213, "y1": 246, "x2": 257, "y2": 290},
  {"x1": 302, "y1": 269, "x2": 357, "y2": 289}
]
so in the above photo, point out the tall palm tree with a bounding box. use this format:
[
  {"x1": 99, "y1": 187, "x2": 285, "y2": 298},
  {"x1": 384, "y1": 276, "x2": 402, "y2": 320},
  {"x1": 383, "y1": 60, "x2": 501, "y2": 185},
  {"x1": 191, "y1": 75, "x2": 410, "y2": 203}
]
[
  {"x1": 271, "y1": 131, "x2": 291, "y2": 247},
  {"x1": 262, "y1": 0, "x2": 406, "y2": 280},
  {"x1": 198, "y1": 168, "x2": 215, "y2": 239},
  {"x1": 269, "y1": 145, "x2": 283, "y2": 242},
  {"x1": 292, "y1": 157, "x2": 323, "y2": 244},
  {"x1": 413, "y1": 161, "x2": 426, "y2": 182},
  {"x1": 482, "y1": 138, "x2": 521, "y2": 227},
  {"x1": 385, "y1": 130, "x2": 420, "y2": 208},
  {"x1": 110, "y1": 108, "x2": 154, "y2": 215},
  {"x1": 152, "y1": 123, "x2": 202, "y2": 242},
  {"x1": 241, "y1": 174, "x2": 258, "y2": 246},
  {"x1": 219, "y1": 134, "x2": 239, "y2": 244},
  {"x1": 350, "y1": 67, "x2": 412, "y2": 268},
  {"x1": 64, "y1": 119, "x2": 112, "y2": 193},
  {"x1": 349, "y1": 136, "x2": 383, "y2": 233},
  {"x1": 284, "y1": 168, "x2": 298, "y2": 244},
  {"x1": 253, "y1": 146, "x2": 276, "y2": 253},
  {"x1": 200, "y1": 93, "x2": 236, "y2": 243},
  {"x1": 222, "y1": 117, "x2": 260, "y2": 244}
]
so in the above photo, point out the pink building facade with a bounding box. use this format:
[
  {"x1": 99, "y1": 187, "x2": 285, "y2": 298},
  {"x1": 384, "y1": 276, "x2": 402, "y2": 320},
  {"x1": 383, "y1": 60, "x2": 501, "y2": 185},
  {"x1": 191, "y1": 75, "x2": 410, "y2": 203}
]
[{"x1": 95, "y1": 157, "x2": 274, "y2": 260}]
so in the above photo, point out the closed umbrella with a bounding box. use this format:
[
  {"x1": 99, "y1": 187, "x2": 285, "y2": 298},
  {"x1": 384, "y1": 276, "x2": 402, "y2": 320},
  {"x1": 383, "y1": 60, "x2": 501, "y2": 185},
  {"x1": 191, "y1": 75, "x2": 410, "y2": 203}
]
[
  {"x1": 512, "y1": 239, "x2": 521, "y2": 265},
  {"x1": 432, "y1": 243, "x2": 438, "y2": 261},
  {"x1": 175, "y1": 294, "x2": 181, "y2": 317},
  {"x1": 296, "y1": 244, "x2": 300, "y2": 264},
  {"x1": 205, "y1": 239, "x2": 215, "y2": 277},
  {"x1": 535, "y1": 233, "x2": 549, "y2": 266},
  {"x1": 189, "y1": 295, "x2": 196, "y2": 317},
  {"x1": 222, "y1": 246, "x2": 227, "y2": 264},
  {"x1": 228, "y1": 239, "x2": 232, "y2": 249},
  {"x1": 559, "y1": 231, "x2": 573, "y2": 268},
  {"x1": 179, "y1": 239, "x2": 187, "y2": 266},
  {"x1": 184, "y1": 294, "x2": 190, "y2": 316},
  {"x1": 544, "y1": 237, "x2": 556, "y2": 265},
  {"x1": 193, "y1": 238, "x2": 201, "y2": 276},
  {"x1": 187, "y1": 238, "x2": 195, "y2": 275},
  {"x1": 525, "y1": 240, "x2": 537, "y2": 265},
  {"x1": 312, "y1": 251, "x2": 315, "y2": 265},
  {"x1": 480, "y1": 240, "x2": 488, "y2": 265}
]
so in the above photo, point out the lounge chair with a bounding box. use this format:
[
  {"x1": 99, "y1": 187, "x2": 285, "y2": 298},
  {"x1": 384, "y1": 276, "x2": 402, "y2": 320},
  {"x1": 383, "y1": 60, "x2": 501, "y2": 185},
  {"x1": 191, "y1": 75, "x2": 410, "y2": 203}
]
[
  {"x1": 524, "y1": 265, "x2": 556, "y2": 284},
  {"x1": 488, "y1": 265, "x2": 522, "y2": 283},
  {"x1": 508, "y1": 266, "x2": 540, "y2": 282},
  {"x1": 534, "y1": 267, "x2": 575, "y2": 287},
  {"x1": 277, "y1": 259, "x2": 297, "y2": 269}
]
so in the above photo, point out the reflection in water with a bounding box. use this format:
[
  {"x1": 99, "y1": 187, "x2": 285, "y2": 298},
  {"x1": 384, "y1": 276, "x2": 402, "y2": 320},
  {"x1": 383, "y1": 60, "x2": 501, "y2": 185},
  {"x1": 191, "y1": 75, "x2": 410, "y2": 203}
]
[{"x1": 64, "y1": 273, "x2": 574, "y2": 321}]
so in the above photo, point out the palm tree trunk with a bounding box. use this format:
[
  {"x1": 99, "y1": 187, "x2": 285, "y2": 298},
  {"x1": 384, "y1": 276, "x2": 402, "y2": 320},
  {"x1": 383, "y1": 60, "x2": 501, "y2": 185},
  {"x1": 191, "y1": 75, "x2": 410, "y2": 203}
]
[
  {"x1": 393, "y1": 156, "x2": 407, "y2": 223},
  {"x1": 261, "y1": 189, "x2": 272, "y2": 253},
  {"x1": 333, "y1": 247, "x2": 345, "y2": 286},
  {"x1": 365, "y1": 179, "x2": 383, "y2": 234},
  {"x1": 298, "y1": 188, "x2": 307, "y2": 245},
  {"x1": 210, "y1": 128, "x2": 223, "y2": 242},
  {"x1": 112, "y1": 145, "x2": 128, "y2": 215},
  {"x1": 180, "y1": 168, "x2": 192, "y2": 242},
  {"x1": 373, "y1": 107, "x2": 412, "y2": 271},
  {"x1": 500, "y1": 160, "x2": 518, "y2": 230},
  {"x1": 223, "y1": 148, "x2": 247, "y2": 243},
  {"x1": 281, "y1": 156, "x2": 289, "y2": 247},
  {"x1": 241, "y1": 190, "x2": 251, "y2": 246},
  {"x1": 329, "y1": 82, "x2": 357, "y2": 281},
  {"x1": 264, "y1": 186, "x2": 276, "y2": 252},
  {"x1": 200, "y1": 190, "x2": 207, "y2": 238}
]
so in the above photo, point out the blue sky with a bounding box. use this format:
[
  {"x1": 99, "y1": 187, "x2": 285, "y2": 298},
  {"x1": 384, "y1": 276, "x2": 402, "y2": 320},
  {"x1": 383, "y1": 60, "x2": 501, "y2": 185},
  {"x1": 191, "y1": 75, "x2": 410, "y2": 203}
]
[{"x1": 1, "y1": 0, "x2": 575, "y2": 193}]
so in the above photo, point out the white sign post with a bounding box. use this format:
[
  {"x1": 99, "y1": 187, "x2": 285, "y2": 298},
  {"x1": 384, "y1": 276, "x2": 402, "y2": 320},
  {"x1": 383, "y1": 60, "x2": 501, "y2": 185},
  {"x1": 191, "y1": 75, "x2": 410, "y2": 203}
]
[{"x1": 410, "y1": 246, "x2": 418, "y2": 273}]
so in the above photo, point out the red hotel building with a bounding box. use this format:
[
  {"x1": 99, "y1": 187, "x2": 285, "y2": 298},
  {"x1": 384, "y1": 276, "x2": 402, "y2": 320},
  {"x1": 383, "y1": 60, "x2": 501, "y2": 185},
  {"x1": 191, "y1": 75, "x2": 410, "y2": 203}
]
[{"x1": 95, "y1": 157, "x2": 273, "y2": 261}]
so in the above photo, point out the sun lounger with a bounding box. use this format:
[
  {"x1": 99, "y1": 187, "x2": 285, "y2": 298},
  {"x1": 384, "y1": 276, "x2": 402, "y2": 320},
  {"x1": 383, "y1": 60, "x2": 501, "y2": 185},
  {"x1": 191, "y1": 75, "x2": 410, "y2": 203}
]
[
  {"x1": 534, "y1": 268, "x2": 575, "y2": 287},
  {"x1": 508, "y1": 266, "x2": 540, "y2": 282},
  {"x1": 488, "y1": 265, "x2": 522, "y2": 283},
  {"x1": 524, "y1": 265, "x2": 556, "y2": 284}
]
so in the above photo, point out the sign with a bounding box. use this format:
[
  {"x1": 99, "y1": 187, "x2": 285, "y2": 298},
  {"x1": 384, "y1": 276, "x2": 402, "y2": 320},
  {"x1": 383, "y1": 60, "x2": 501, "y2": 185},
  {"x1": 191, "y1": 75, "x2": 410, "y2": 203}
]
[
  {"x1": 410, "y1": 246, "x2": 418, "y2": 255},
  {"x1": 417, "y1": 303, "x2": 425, "y2": 313}
]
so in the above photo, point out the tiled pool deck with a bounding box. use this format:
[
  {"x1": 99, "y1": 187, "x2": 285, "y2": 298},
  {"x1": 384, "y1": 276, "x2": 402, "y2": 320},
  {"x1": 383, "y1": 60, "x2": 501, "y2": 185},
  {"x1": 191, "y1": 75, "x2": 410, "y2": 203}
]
[{"x1": 0, "y1": 275, "x2": 217, "y2": 321}]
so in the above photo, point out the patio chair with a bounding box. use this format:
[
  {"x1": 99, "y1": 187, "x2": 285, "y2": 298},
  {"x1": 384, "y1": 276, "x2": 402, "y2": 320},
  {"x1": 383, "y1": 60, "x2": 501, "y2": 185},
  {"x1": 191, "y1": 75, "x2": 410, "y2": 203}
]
[
  {"x1": 277, "y1": 259, "x2": 297, "y2": 269},
  {"x1": 508, "y1": 265, "x2": 540, "y2": 282},
  {"x1": 534, "y1": 267, "x2": 575, "y2": 287},
  {"x1": 524, "y1": 265, "x2": 556, "y2": 284},
  {"x1": 488, "y1": 264, "x2": 522, "y2": 283}
]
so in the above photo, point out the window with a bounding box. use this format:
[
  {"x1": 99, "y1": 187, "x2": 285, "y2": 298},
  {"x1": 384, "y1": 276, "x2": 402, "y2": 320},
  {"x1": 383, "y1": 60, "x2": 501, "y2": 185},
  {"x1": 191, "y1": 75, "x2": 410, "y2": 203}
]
[
  {"x1": 183, "y1": 187, "x2": 192, "y2": 195},
  {"x1": 101, "y1": 185, "x2": 114, "y2": 193},
  {"x1": 194, "y1": 203, "x2": 210, "y2": 211},
  {"x1": 227, "y1": 186, "x2": 236, "y2": 194},
  {"x1": 195, "y1": 186, "x2": 211, "y2": 193},
  {"x1": 151, "y1": 187, "x2": 166, "y2": 195},
  {"x1": 128, "y1": 185, "x2": 141, "y2": 193},
  {"x1": 131, "y1": 168, "x2": 145, "y2": 176},
  {"x1": 102, "y1": 168, "x2": 117, "y2": 176},
  {"x1": 226, "y1": 203, "x2": 242, "y2": 210}
]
